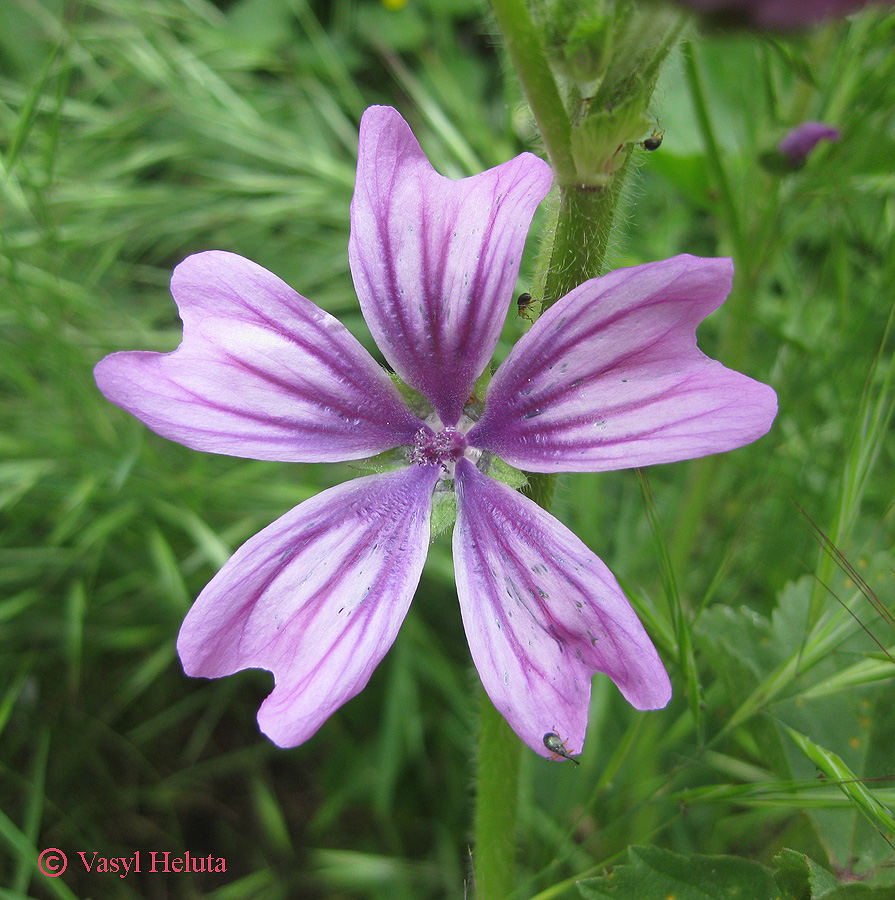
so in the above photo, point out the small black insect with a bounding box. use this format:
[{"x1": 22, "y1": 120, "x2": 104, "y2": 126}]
[
  {"x1": 516, "y1": 292, "x2": 536, "y2": 321},
  {"x1": 543, "y1": 731, "x2": 580, "y2": 765},
  {"x1": 641, "y1": 126, "x2": 665, "y2": 152}
]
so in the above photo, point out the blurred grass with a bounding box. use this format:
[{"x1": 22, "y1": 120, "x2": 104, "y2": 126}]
[{"x1": 1, "y1": 1, "x2": 894, "y2": 898}]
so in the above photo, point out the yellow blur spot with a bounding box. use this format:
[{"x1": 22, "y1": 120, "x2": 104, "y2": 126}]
[
  {"x1": 382, "y1": 0, "x2": 408, "y2": 9},
  {"x1": 849, "y1": 736, "x2": 861, "y2": 750}
]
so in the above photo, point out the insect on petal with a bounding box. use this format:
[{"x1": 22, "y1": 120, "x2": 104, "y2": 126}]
[
  {"x1": 453, "y1": 459, "x2": 671, "y2": 758},
  {"x1": 469, "y1": 255, "x2": 777, "y2": 472}
]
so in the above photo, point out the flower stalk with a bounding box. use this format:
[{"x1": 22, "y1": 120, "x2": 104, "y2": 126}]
[
  {"x1": 472, "y1": 688, "x2": 523, "y2": 900},
  {"x1": 475, "y1": 4, "x2": 691, "y2": 895},
  {"x1": 469, "y1": 172, "x2": 631, "y2": 891},
  {"x1": 540, "y1": 170, "x2": 631, "y2": 309},
  {"x1": 489, "y1": 0, "x2": 576, "y2": 183}
]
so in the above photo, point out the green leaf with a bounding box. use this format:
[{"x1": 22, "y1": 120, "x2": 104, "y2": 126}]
[
  {"x1": 481, "y1": 454, "x2": 528, "y2": 491},
  {"x1": 576, "y1": 845, "x2": 779, "y2": 899},
  {"x1": 772, "y1": 849, "x2": 895, "y2": 899},
  {"x1": 773, "y1": 848, "x2": 839, "y2": 900},
  {"x1": 579, "y1": 847, "x2": 895, "y2": 900},
  {"x1": 819, "y1": 888, "x2": 895, "y2": 899}
]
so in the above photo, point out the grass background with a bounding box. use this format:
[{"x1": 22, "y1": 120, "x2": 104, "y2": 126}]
[{"x1": 1, "y1": 0, "x2": 894, "y2": 898}]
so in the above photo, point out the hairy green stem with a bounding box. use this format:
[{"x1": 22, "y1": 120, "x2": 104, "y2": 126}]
[
  {"x1": 488, "y1": 0, "x2": 575, "y2": 182},
  {"x1": 541, "y1": 171, "x2": 629, "y2": 309},
  {"x1": 474, "y1": 6, "x2": 676, "y2": 896},
  {"x1": 472, "y1": 686, "x2": 523, "y2": 900},
  {"x1": 472, "y1": 158, "x2": 631, "y2": 900}
]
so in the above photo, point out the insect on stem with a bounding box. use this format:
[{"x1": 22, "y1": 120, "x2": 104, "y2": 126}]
[
  {"x1": 516, "y1": 292, "x2": 536, "y2": 322},
  {"x1": 640, "y1": 124, "x2": 665, "y2": 152}
]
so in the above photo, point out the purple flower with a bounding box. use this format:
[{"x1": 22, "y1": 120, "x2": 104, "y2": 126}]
[
  {"x1": 670, "y1": 0, "x2": 893, "y2": 28},
  {"x1": 94, "y1": 106, "x2": 777, "y2": 759},
  {"x1": 778, "y1": 121, "x2": 841, "y2": 163}
]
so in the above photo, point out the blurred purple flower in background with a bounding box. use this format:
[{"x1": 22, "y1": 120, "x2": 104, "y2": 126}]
[
  {"x1": 670, "y1": 0, "x2": 894, "y2": 28},
  {"x1": 95, "y1": 107, "x2": 777, "y2": 759},
  {"x1": 778, "y1": 121, "x2": 841, "y2": 163}
]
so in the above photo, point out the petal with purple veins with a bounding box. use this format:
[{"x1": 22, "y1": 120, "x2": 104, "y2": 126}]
[
  {"x1": 469, "y1": 255, "x2": 777, "y2": 472},
  {"x1": 176, "y1": 464, "x2": 440, "y2": 747},
  {"x1": 453, "y1": 459, "x2": 671, "y2": 758},
  {"x1": 94, "y1": 251, "x2": 422, "y2": 462},
  {"x1": 349, "y1": 106, "x2": 553, "y2": 426}
]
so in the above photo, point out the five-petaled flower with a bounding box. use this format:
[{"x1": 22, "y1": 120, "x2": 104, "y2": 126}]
[{"x1": 94, "y1": 106, "x2": 777, "y2": 759}]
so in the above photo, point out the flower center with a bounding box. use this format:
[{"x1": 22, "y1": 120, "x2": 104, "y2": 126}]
[{"x1": 409, "y1": 426, "x2": 467, "y2": 471}]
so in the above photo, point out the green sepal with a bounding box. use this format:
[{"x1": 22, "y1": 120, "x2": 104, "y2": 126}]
[
  {"x1": 480, "y1": 453, "x2": 528, "y2": 491},
  {"x1": 759, "y1": 147, "x2": 806, "y2": 175},
  {"x1": 388, "y1": 372, "x2": 433, "y2": 418},
  {"x1": 427, "y1": 453, "x2": 528, "y2": 541},
  {"x1": 430, "y1": 484, "x2": 457, "y2": 539},
  {"x1": 570, "y1": 99, "x2": 652, "y2": 185},
  {"x1": 464, "y1": 366, "x2": 492, "y2": 419},
  {"x1": 347, "y1": 447, "x2": 408, "y2": 474}
]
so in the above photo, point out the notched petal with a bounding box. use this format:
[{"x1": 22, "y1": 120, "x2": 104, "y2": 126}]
[
  {"x1": 469, "y1": 255, "x2": 777, "y2": 472},
  {"x1": 349, "y1": 106, "x2": 553, "y2": 425},
  {"x1": 176, "y1": 465, "x2": 439, "y2": 747},
  {"x1": 95, "y1": 250, "x2": 422, "y2": 462},
  {"x1": 453, "y1": 460, "x2": 671, "y2": 758}
]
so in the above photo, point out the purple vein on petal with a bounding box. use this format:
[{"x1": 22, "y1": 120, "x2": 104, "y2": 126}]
[
  {"x1": 177, "y1": 464, "x2": 440, "y2": 748},
  {"x1": 469, "y1": 255, "x2": 778, "y2": 472},
  {"x1": 349, "y1": 106, "x2": 553, "y2": 425},
  {"x1": 94, "y1": 250, "x2": 423, "y2": 462},
  {"x1": 453, "y1": 459, "x2": 671, "y2": 758}
]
